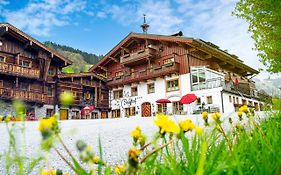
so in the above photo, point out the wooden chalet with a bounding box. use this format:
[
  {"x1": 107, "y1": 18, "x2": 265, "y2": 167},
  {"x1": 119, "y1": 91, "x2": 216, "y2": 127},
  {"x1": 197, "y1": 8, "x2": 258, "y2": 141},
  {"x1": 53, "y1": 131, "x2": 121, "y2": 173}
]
[
  {"x1": 57, "y1": 73, "x2": 110, "y2": 119},
  {"x1": 0, "y1": 23, "x2": 71, "y2": 118},
  {"x1": 89, "y1": 32, "x2": 267, "y2": 117}
]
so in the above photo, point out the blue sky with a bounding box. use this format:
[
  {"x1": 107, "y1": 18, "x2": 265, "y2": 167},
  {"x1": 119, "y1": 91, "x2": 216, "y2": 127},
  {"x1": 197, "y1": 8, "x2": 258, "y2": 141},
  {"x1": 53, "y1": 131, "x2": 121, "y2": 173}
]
[{"x1": 0, "y1": 0, "x2": 279, "y2": 79}]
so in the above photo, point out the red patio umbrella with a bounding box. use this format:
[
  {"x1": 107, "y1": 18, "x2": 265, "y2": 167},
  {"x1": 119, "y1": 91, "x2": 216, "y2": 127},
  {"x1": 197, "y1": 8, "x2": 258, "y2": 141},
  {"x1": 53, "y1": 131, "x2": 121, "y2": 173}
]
[
  {"x1": 180, "y1": 94, "x2": 197, "y2": 104},
  {"x1": 156, "y1": 99, "x2": 171, "y2": 103},
  {"x1": 81, "y1": 105, "x2": 95, "y2": 115}
]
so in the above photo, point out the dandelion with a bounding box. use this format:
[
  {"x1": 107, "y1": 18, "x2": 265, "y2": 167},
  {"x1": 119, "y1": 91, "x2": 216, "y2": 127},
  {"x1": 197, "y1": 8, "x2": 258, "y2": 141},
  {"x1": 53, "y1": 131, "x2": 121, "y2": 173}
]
[
  {"x1": 60, "y1": 91, "x2": 74, "y2": 106},
  {"x1": 92, "y1": 156, "x2": 99, "y2": 164},
  {"x1": 201, "y1": 111, "x2": 209, "y2": 126},
  {"x1": 131, "y1": 126, "x2": 141, "y2": 141},
  {"x1": 237, "y1": 111, "x2": 243, "y2": 121},
  {"x1": 138, "y1": 135, "x2": 146, "y2": 147},
  {"x1": 41, "y1": 169, "x2": 56, "y2": 175},
  {"x1": 154, "y1": 114, "x2": 180, "y2": 134},
  {"x1": 38, "y1": 116, "x2": 56, "y2": 132},
  {"x1": 114, "y1": 164, "x2": 127, "y2": 175},
  {"x1": 128, "y1": 147, "x2": 140, "y2": 167},
  {"x1": 195, "y1": 126, "x2": 203, "y2": 136},
  {"x1": 239, "y1": 105, "x2": 248, "y2": 113},
  {"x1": 179, "y1": 119, "x2": 195, "y2": 132},
  {"x1": 211, "y1": 112, "x2": 221, "y2": 122}
]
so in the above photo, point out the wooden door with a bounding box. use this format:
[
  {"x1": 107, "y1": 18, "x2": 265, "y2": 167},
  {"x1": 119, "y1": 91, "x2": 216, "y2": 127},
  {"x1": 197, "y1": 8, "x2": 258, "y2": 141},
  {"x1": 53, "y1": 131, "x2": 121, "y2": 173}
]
[
  {"x1": 142, "y1": 102, "x2": 151, "y2": 117},
  {"x1": 101, "y1": 112, "x2": 107, "y2": 119},
  {"x1": 60, "y1": 109, "x2": 68, "y2": 120}
]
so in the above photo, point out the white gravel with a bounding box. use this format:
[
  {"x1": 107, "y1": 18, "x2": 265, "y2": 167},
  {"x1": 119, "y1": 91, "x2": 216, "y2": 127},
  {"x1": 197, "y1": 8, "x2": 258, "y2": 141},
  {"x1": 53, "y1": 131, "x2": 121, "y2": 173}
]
[{"x1": 0, "y1": 112, "x2": 269, "y2": 174}]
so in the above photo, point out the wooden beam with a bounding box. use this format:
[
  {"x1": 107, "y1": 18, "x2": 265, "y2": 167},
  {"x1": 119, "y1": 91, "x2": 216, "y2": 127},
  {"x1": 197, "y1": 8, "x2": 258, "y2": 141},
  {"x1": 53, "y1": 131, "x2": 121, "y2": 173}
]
[
  {"x1": 189, "y1": 47, "x2": 197, "y2": 53},
  {"x1": 98, "y1": 66, "x2": 107, "y2": 71},
  {"x1": 121, "y1": 47, "x2": 130, "y2": 53},
  {"x1": 205, "y1": 54, "x2": 213, "y2": 59},
  {"x1": 43, "y1": 59, "x2": 51, "y2": 81},
  {"x1": 109, "y1": 57, "x2": 119, "y2": 63}
]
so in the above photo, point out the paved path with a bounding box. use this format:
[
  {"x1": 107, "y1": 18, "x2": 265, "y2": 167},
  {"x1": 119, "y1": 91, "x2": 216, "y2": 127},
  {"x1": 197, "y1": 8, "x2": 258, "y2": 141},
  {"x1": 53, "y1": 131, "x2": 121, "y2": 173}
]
[{"x1": 0, "y1": 112, "x2": 268, "y2": 174}]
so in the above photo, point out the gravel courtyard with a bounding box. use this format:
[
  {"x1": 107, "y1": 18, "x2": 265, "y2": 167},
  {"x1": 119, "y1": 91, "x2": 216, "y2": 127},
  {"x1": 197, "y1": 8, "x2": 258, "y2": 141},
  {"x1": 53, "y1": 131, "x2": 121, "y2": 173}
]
[{"x1": 0, "y1": 112, "x2": 268, "y2": 174}]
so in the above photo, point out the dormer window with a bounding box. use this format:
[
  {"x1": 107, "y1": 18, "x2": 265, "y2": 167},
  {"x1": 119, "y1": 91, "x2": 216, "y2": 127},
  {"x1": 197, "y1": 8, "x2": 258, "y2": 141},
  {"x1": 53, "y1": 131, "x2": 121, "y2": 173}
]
[{"x1": 22, "y1": 60, "x2": 31, "y2": 68}]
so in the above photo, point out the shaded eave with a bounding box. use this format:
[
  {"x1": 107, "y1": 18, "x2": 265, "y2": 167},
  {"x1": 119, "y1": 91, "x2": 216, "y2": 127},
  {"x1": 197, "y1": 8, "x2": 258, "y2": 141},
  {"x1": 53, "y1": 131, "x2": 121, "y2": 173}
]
[
  {"x1": 58, "y1": 72, "x2": 105, "y2": 81},
  {"x1": 0, "y1": 23, "x2": 72, "y2": 66}
]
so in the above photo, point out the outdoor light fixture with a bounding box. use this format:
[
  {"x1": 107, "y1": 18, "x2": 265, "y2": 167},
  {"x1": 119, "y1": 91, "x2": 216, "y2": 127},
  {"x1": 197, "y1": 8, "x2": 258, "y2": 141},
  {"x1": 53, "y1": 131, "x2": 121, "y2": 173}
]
[{"x1": 0, "y1": 40, "x2": 3, "y2": 46}]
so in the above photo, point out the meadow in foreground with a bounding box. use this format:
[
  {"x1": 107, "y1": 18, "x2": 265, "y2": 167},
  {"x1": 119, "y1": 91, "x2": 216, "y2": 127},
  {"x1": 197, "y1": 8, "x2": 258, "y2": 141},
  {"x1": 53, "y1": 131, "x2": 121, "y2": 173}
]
[{"x1": 0, "y1": 92, "x2": 280, "y2": 175}]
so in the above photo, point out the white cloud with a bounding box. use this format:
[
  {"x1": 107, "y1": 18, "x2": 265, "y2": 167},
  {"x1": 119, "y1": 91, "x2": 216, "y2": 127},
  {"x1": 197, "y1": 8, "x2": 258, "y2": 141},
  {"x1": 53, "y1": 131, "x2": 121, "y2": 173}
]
[
  {"x1": 2, "y1": 0, "x2": 87, "y2": 36},
  {"x1": 103, "y1": 0, "x2": 182, "y2": 34}
]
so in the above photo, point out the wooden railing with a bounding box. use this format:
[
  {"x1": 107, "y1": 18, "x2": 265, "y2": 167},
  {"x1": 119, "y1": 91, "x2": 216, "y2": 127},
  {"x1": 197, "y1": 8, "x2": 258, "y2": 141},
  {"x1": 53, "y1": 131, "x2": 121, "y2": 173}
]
[
  {"x1": 107, "y1": 62, "x2": 180, "y2": 86},
  {"x1": 0, "y1": 62, "x2": 40, "y2": 79},
  {"x1": 120, "y1": 48, "x2": 158, "y2": 65},
  {"x1": 0, "y1": 87, "x2": 53, "y2": 104}
]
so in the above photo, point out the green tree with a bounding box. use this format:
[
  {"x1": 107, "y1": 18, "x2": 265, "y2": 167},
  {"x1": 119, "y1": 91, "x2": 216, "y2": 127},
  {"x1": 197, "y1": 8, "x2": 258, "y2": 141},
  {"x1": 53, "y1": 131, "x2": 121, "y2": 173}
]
[{"x1": 234, "y1": 0, "x2": 281, "y2": 73}]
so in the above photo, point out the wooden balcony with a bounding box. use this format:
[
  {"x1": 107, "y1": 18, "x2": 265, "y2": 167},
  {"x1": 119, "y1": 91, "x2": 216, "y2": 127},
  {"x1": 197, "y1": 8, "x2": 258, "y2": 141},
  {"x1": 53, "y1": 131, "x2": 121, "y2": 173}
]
[
  {"x1": 107, "y1": 62, "x2": 180, "y2": 87},
  {"x1": 120, "y1": 48, "x2": 158, "y2": 65},
  {"x1": 0, "y1": 62, "x2": 40, "y2": 79},
  {"x1": 0, "y1": 87, "x2": 53, "y2": 104}
]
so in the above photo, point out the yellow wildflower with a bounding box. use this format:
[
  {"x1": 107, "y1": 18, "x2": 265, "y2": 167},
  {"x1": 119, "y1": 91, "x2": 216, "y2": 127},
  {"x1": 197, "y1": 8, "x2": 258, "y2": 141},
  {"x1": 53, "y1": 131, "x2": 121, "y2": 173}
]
[
  {"x1": 41, "y1": 169, "x2": 56, "y2": 175},
  {"x1": 138, "y1": 135, "x2": 146, "y2": 147},
  {"x1": 211, "y1": 112, "x2": 221, "y2": 122},
  {"x1": 201, "y1": 111, "x2": 208, "y2": 120},
  {"x1": 154, "y1": 114, "x2": 180, "y2": 134},
  {"x1": 131, "y1": 126, "x2": 141, "y2": 141},
  {"x1": 114, "y1": 164, "x2": 127, "y2": 175},
  {"x1": 239, "y1": 105, "x2": 248, "y2": 113},
  {"x1": 195, "y1": 126, "x2": 203, "y2": 136},
  {"x1": 38, "y1": 116, "x2": 56, "y2": 132},
  {"x1": 60, "y1": 91, "x2": 74, "y2": 106},
  {"x1": 237, "y1": 111, "x2": 243, "y2": 117},
  {"x1": 92, "y1": 156, "x2": 99, "y2": 164},
  {"x1": 128, "y1": 147, "x2": 140, "y2": 167},
  {"x1": 179, "y1": 119, "x2": 195, "y2": 132}
]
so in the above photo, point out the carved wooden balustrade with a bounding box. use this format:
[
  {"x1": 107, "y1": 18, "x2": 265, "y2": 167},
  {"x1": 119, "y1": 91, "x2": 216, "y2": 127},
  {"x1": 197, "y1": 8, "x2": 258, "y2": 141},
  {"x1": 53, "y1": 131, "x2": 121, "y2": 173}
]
[{"x1": 0, "y1": 62, "x2": 40, "y2": 79}]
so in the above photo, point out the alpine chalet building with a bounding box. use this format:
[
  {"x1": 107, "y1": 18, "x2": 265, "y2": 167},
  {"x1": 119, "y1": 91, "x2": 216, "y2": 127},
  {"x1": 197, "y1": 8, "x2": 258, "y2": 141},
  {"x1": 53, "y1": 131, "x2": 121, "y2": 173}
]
[{"x1": 90, "y1": 32, "x2": 267, "y2": 118}]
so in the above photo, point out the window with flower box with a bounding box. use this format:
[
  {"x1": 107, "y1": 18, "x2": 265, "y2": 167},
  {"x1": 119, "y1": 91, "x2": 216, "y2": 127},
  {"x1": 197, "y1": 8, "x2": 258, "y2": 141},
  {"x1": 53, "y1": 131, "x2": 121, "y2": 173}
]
[
  {"x1": 157, "y1": 103, "x2": 167, "y2": 114},
  {"x1": 163, "y1": 57, "x2": 174, "y2": 65},
  {"x1": 21, "y1": 60, "x2": 31, "y2": 68},
  {"x1": 166, "y1": 79, "x2": 179, "y2": 92}
]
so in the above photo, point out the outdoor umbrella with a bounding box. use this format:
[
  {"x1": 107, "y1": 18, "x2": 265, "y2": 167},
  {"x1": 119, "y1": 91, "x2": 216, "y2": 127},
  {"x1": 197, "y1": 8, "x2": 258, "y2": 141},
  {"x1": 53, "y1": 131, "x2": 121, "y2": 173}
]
[
  {"x1": 81, "y1": 105, "x2": 95, "y2": 115},
  {"x1": 180, "y1": 93, "x2": 197, "y2": 104},
  {"x1": 156, "y1": 99, "x2": 171, "y2": 103}
]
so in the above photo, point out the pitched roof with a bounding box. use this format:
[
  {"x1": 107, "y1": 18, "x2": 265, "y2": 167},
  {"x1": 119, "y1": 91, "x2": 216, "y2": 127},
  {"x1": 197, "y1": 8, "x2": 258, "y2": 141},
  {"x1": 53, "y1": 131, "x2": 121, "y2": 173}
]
[
  {"x1": 89, "y1": 32, "x2": 258, "y2": 74},
  {"x1": 0, "y1": 23, "x2": 72, "y2": 65}
]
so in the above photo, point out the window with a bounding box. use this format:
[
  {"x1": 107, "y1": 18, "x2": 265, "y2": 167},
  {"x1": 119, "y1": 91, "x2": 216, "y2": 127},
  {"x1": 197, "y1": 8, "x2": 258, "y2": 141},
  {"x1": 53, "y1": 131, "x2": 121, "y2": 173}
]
[
  {"x1": 112, "y1": 109, "x2": 120, "y2": 118},
  {"x1": 0, "y1": 56, "x2": 5, "y2": 62},
  {"x1": 242, "y1": 99, "x2": 247, "y2": 105},
  {"x1": 236, "y1": 97, "x2": 239, "y2": 104},
  {"x1": 147, "y1": 83, "x2": 155, "y2": 94},
  {"x1": 131, "y1": 87, "x2": 138, "y2": 96},
  {"x1": 113, "y1": 90, "x2": 123, "y2": 99},
  {"x1": 166, "y1": 79, "x2": 179, "y2": 92},
  {"x1": 172, "y1": 101, "x2": 183, "y2": 114},
  {"x1": 125, "y1": 107, "x2": 136, "y2": 117},
  {"x1": 22, "y1": 60, "x2": 31, "y2": 68},
  {"x1": 47, "y1": 86, "x2": 52, "y2": 96},
  {"x1": 233, "y1": 96, "x2": 236, "y2": 104},
  {"x1": 163, "y1": 57, "x2": 174, "y2": 65},
  {"x1": 157, "y1": 103, "x2": 167, "y2": 114},
  {"x1": 207, "y1": 96, "x2": 213, "y2": 104},
  {"x1": 20, "y1": 83, "x2": 29, "y2": 91},
  {"x1": 229, "y1": 96, "x2": 232, "y2": 103}
]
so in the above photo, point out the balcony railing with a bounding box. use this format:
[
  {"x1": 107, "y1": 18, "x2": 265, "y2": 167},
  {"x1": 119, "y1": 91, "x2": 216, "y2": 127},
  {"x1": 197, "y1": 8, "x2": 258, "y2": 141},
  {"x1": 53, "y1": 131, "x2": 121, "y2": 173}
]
[
  {"x1": 0, "y1": 87, "x2": 53, "y2": 104},
  {"x1": 120, "y1": 48, "x2": 158, "y2": 65},
  {"x1": 107, "y1": 62, "x2": 180, "y2": 86},
  {"x1": 0, "y1": 62, "x2": 40, "y2": 79}
]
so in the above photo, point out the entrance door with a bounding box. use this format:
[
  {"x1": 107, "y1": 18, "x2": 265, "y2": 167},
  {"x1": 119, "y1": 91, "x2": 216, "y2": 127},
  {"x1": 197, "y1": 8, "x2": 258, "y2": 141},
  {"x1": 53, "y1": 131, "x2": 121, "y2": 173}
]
[
  {"x1": 60, "y1": 109, "x2": 68, "y2": 120},
  {"x1": 142, "y1": 102, "x2": 151, "y2": 117},
  {"x1": 101, "y1": 112, "x2": 108, "y2": 119}
]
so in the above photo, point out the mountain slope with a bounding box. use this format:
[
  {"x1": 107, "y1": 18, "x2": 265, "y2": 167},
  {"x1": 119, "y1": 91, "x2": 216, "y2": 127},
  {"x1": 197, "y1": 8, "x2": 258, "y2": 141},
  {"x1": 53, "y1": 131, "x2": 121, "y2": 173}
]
[{"x1": 44, "y1": 41, "x2": 103, "y2": 73}]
